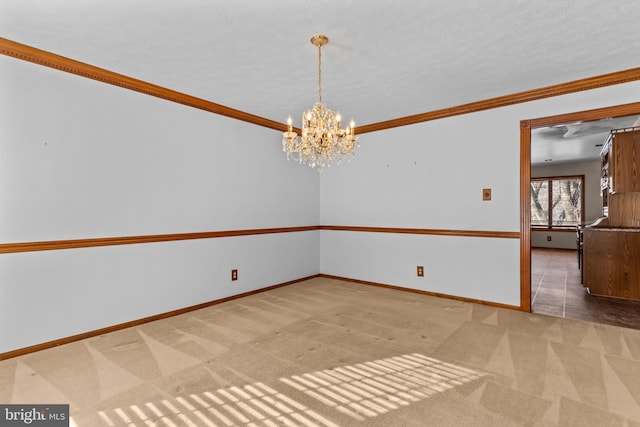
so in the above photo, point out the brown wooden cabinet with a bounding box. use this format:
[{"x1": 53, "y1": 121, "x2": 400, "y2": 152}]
[
  {"x1": 583, "y1": 228, "x2": 640, "y2": 300},
  {"x1": 601, "y1": 127, "x2": 640, "y2": 195},
  {"x1": 581, "y1": 127, "x2": 640, "y2": 300}
]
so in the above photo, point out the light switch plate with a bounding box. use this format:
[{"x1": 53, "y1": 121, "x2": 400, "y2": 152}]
[{"x1": 483, "y1": 188, "x2": 491, "y2": 201}]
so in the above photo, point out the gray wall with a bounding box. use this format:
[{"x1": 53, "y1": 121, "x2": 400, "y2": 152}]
[
  {"x1": 0, "y1": 55, "x2": 320, "y2": 354},
  {"x1": 4, "y1": 51, "x2": 640, "y2": 353},
  {"x1": 320, "y1": 81, "x2": 640, "y2": 306}
]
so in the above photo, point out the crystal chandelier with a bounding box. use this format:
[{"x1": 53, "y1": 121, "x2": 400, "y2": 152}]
[{"x1": 283, "y1": 35, "x2": 359, "y2": 171}]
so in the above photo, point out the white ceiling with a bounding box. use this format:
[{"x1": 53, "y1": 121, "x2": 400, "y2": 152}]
[
  {"x1": 531, "y1": 115, "x2": 640, "y2": 166},
  {"x1": 1, "y1": 0, "x2": 640, "y2": 129}
]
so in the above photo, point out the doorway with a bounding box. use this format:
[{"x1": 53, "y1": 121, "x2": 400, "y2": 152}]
[{"x1": 520, "y1": 102, "x2": 640, "y2": 327}]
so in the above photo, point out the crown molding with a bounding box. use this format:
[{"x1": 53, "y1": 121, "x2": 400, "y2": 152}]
[
  {"x1": 3, "y1": 38, "x2": 640, "y2": 136},
  {"x1": 0, "y1": 37, "x2": 287, "y2": 132},
  {"x1": 357, "y1": 67, "x2": 640, "y2": 134}
]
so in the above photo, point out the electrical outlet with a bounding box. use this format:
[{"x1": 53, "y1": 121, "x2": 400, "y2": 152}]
[
  {"x1": 417, "y1": 266, "x2": 424, "y2": 277},
  {"x1": 231, "y1": 269, "x2": 238, "y2": 281}
]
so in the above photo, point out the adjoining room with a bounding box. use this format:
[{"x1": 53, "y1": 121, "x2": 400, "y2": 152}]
[{"x1": 530, "y1": 113, "x2": 640, "y2": 328}]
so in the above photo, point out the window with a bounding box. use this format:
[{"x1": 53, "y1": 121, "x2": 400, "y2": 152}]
[{"x1": 531, "y1": 176, "x2": 584, "y2": 228}]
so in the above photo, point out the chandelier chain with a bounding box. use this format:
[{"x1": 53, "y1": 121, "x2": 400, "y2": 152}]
[{"x1": 317, "y1": 44, "x2": 322, "y2": 104}]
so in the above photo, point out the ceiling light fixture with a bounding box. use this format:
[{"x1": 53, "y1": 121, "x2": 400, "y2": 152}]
[{"x1": 283, "y1": 35, "x2": 359, "y2": 171}]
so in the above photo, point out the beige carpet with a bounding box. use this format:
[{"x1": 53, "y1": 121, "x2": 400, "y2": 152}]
[{"x1": 1, "y1": 277, "x2": 640, "y2": 426}]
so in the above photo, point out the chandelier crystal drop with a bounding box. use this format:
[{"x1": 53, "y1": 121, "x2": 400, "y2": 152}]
[{"x1": 283, "y1": 35, "x2": 359, "y2": 171}]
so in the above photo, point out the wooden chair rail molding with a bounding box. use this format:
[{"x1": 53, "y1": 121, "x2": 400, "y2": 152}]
[
  {"x1": 0, "y1": 226, "x2": 319, "y2": 254},
  {"x1": 531, "y1": 228, "x2": 580, "y2": 233},
  {"x1": 3, "y1": 37, "x2": 640, "y2": 136},
  {"x1": 0, "y1": 226, "x2": 519, "y2": 254},
  {"x1": 319, "y1": 225, "x2": 519, "y2": 239}
]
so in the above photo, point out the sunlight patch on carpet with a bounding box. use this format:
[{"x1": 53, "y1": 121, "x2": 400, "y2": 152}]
[
  {"x1": 279, "y1": 353, "x2": 486, "y2": 421},
  {"x1": 96, "y1": 381, "x2": 338, "y2": 427}
]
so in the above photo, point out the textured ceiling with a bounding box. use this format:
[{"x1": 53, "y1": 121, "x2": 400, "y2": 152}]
[
  {"x1": 531, "y1": 115, "x2": 640, "y2": 166},
  {"x1": 1, "y1": 0, "x2": 640, "y2": 129}
]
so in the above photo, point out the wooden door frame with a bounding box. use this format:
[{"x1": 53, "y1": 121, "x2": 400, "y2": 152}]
[{"x1": 519, "y1": 102, "x2": 640, "y2": 312}]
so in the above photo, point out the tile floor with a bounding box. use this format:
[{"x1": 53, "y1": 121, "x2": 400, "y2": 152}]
[{"x1": 531, "y1": 247, "x2": 640, "y2": 329}]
